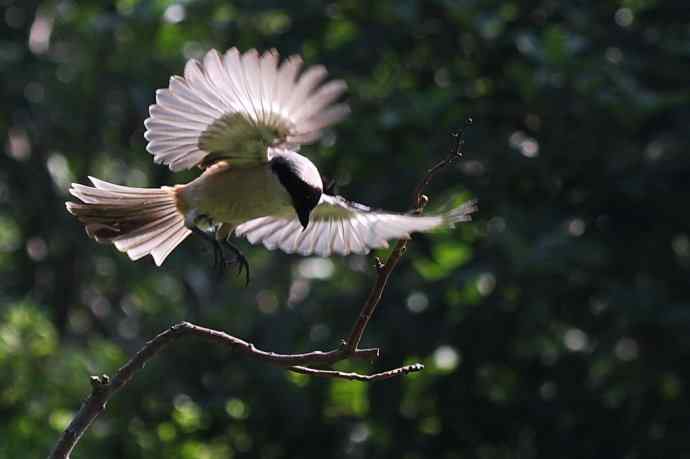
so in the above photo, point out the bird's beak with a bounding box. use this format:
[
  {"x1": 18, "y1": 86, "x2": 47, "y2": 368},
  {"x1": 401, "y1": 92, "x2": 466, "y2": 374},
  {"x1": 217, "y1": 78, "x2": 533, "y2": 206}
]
[{"x1": 298, "y1": 210, "x2": 310, "y2": 231}]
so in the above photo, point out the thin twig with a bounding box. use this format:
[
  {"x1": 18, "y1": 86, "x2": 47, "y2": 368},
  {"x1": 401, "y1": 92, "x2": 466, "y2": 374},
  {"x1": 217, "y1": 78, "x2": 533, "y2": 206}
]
[
  {"x1": 47, "y1": 131, "x2": 469, "y2": 459},
  {"x1": 289, "y1": 363, "x2": 425, "y2": 382},
  {"x1": 412, "y1": 131, "x2": 465, "y2": 209},
  {"x1": 344, "y1": 131, "x2": 467, "y2": 353}
]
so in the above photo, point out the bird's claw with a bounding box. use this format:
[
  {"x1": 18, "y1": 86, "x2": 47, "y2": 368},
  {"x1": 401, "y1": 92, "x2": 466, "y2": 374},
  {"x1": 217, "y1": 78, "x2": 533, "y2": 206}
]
[
  {"x1": 192, "y1": 225, "x2": 251, "y2": 285},
  {"x1": 230, "y1": 248, "x2": 250, "y2": 286},
  {"x1": 217, "y1": 240, "x2": 251, "y2": 286}
]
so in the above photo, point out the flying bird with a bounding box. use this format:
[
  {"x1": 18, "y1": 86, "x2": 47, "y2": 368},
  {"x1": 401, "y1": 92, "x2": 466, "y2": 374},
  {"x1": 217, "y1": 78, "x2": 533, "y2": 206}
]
[{"x1": 66, "y1": 47, "x2": 477, "y2": 281}]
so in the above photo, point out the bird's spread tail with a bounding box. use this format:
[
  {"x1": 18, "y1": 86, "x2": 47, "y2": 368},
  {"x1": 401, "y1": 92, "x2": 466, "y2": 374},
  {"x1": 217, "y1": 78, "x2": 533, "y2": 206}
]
[{"x1": 66, "y1": 177, "x2": 191, "y2": 266}]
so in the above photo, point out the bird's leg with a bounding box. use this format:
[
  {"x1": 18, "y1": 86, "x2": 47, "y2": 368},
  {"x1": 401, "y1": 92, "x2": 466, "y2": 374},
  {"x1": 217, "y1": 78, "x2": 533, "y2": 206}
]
[
  {"x1": 189, "y1": 226, "x2": 224, "y2": 278},
  {"x1": 185, "y1": 210, "x2": 216, "y2": 263},
  {"x1": 186, "y1": 211, "x2": 249, "y2": 285},
  {"x1": 216, "y1": 236, "x2": 250, "y2": 286}
]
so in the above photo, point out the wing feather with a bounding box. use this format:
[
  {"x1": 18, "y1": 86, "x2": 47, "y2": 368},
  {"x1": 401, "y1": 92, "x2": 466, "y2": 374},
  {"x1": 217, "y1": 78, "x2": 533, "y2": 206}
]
[
  {"x1": 234, "y1": 195, "x2": 477, "y2": 257},
  {"x1": 291, "y1": 80, "x2": 348, "y2": 124},
  {"x1": 259, "y1": 50, "x2": 279, "y2": 124},
  {"x1": 240, "y1": 50, "x2": 263, "y2": 123},
  {"x1": 145, "y1": 48, "x2": 349, "y2": 171},
  {"x1": 222, "y1": 48, "x2": 255, "y2": 116},
  {"x1": 200, "y1": 51, "x2": 237, "y2": 109},
  {"x1": 283, "y1": 66, "x2": 328, "y2": 118},
  {"x1": 274, "y1": 56, "x2": 303, "y2": 118}
]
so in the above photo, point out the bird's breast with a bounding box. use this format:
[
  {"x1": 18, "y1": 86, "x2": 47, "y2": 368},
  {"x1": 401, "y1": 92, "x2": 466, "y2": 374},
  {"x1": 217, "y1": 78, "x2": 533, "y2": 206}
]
[{"x1": 178, "y1": 163, "x2": 293, "y2": 225}]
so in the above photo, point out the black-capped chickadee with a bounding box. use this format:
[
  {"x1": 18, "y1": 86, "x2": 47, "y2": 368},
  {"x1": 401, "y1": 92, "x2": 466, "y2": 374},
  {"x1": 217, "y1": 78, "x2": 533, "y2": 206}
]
[{"x1": 66, "y1": 48, "x2": 477, "y2": 278}]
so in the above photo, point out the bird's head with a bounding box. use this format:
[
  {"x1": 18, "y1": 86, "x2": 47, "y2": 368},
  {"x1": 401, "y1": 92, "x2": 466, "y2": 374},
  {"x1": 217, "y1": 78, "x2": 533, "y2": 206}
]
[{"x1": 269, "y1": 150, "x2": 323, "y2": 230}]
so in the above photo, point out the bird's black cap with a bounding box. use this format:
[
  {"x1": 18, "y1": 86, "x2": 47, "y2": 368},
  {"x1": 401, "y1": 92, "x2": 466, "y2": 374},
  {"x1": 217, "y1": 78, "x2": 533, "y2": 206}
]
[{"x1": 270, "y1": 156, "x2": 322, "y2": 229}]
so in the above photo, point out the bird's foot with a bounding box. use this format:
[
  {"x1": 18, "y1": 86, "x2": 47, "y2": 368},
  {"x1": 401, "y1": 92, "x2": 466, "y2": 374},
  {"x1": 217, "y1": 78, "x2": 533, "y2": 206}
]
[
  {"x1": 217, "y1": 240, "x2": 250, "y2": 286},
  {"x1": 191, "y1": 226, "x2": 250, "y2": 285}
]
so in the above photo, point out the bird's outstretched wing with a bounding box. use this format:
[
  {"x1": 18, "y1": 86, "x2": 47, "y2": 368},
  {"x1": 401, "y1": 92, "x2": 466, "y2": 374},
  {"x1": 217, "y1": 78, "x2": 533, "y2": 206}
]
[
  {"x1": 234, "y1": 195, "x2": 477, "y2": 257},
  {"x1": 145, "y1": 48, "x2": 349, "y2": 171}
]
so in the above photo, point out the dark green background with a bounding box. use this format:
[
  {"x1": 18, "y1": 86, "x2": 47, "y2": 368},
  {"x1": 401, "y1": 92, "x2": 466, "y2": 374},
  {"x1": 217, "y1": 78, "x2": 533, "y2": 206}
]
[{"x1": 1, "y1": 1, "x2": 689, "y2": 458}]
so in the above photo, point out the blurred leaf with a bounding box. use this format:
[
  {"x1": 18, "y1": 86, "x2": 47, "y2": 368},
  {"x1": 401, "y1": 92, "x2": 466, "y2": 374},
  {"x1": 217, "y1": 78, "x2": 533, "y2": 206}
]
[
  {"x1": 413, "y1": 242, "x2": 472, "y2": 280},
  {"x1": 326, "y1": 378, "x2": 369, "y2": 417}
]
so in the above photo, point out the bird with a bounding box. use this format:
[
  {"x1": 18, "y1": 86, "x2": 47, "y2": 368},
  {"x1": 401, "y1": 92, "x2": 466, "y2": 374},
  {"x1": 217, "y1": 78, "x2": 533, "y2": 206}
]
[{"x1": 66, "y1": 47, "x2": 477, "y2": 282}]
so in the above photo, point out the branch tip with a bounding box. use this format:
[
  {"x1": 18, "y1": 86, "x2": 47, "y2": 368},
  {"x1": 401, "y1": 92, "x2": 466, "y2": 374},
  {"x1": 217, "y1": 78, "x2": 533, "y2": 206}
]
[
  {"x1": 171, "y1": 321, "x2": 191, "y2": 331},
  {"x1": 374, "y1": 257, "x2": 385, "y2": 272},
  {"x1": 416, "y1": 194, "x2": 429, "y2": 210},
  {"x1": 405, "y1": 363, "x2": 424, "y2": 372},
  {"x1": 89, "y1": 374, "x2": 110, "y2": 390}
]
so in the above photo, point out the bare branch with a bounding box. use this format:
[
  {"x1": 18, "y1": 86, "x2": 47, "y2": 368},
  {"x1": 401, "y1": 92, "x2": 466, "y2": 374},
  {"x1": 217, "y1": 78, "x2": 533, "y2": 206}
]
[{"x1": 47, "y1": 321, "x2": 380, "y2": 459}]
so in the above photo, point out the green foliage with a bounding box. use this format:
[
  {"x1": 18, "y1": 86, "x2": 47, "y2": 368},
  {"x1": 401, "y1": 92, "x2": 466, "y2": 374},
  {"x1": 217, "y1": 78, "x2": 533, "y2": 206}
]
[{"x1": 2, "y1": 0, "x2": 690, "y2": 458}]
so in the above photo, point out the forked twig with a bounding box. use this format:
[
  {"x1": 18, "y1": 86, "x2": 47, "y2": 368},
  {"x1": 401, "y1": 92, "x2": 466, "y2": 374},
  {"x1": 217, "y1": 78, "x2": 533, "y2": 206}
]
[{"x1": 341, "y1": 129, "x2": 467, "y2": 355}]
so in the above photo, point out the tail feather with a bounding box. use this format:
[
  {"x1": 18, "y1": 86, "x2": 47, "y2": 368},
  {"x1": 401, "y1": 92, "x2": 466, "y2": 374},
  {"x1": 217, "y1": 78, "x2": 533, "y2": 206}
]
[
  {"x1": 152, "y1": 227, "x2": 191, "y2": 265},
  {"x1": 112, "y1": 212, "x2": 180, "y2": 252},
  {"x1": 66, "y1": 177, "x2": 191, "y2": 266}
]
